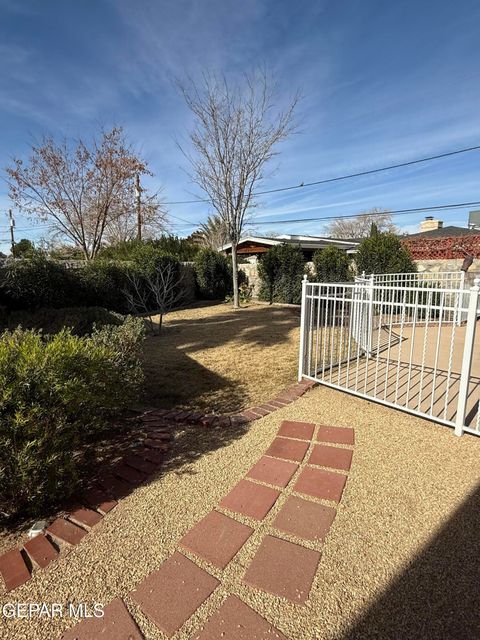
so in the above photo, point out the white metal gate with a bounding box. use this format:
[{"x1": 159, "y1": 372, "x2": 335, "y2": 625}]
[{"x1": 298, "y1": 275, "x2": 480, "y2": 436}]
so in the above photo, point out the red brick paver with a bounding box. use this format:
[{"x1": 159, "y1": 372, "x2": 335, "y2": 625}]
[
  {"x1": 131, "y1": 552, "x2": 219, "y2": 637},
  {"x1": 317, "y1": 425, "x2": 355, "y2": 445},
  {"x1": 277, "y1": 420, "x2": 315, "y2": 441},
  {"x1": 69, "y1": 507, "x2": 103, "y2": 529},
  {"x1": 246, "y1": 456, "x2": 298, "y2": 488},
  {"x1": 308, "y1": 444, "x2": 353, "y2": 471},
  {"x1": 193, "y1": 595, "x2": 288, "y2": 640},
  {"x1": 113, "y1": 464, "x2": 147, "y2": 486},
  {"x1": 273, "y1": 496, "x2": 336, "y2": 542},
  {"x1": 60, "y1": 597, "x2": 143, "y2": 640},
  {"x1": 0, "y1": 549, "x2": 30, "y2": 591},
  {"x1": 82, "y1": 486, "x2": 118, "y2": 513},
  {"x1": 24, "y1": 535, "x2": 58, "y2": 569},
  {"x1": 220, "y1": 480, "x2": 280, "y2": 520},
  {"x1": 180, "y1": 510, "x2": 253, "y2": 569},
  {"x1": 243, "y1": 535, "x2": 320, "y2": 603},
  {"x1": 265, "y1": 437, "x2": 309, "y2": 462},
  {"x1": 294, "y1": 466, "x2": 347, "y2": 502},
  {"x1": 47, "y1": 519, "x2": 87, "y2": 546}
]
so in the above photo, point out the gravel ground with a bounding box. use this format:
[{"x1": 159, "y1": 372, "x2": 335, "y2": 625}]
[{"x1": 2, "y1": 386, "x2": 480, "y2": 640}]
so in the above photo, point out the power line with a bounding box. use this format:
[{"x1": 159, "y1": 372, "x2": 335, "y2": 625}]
[
  {"x1": 161, "y1": 143, "x2": 480, "y2": 205},
  {"x1": 248, "y1": 200, "x2": 480, "y2": 226}
]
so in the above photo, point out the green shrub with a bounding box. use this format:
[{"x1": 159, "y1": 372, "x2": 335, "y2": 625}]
[
  {"x1": 313, "y1": 246, "x2": 352, "y2": 282},
  {"x1": 0, "y1": 318, "x2": 145, "y2": 517},
  {"x1": 99, "y1": 237, "x2": 199, "y2": 262},
  {"x1": 0, "y1": 254, "x2": 81, "y2": 310},
  {"x1": 258, "y1": 244, "x2": 305, "y2": 304},
  {"x1": 355, "y1": 233, "x2": 417, "y2": 275},
  {"x1": 0, "y1": 307, "x2": 124, "y2": 336},
  {"x1": 194, "y1": 249, "x2": 232, "y2": 299},
  {"x1": 78, "y1": 260, "x2": 131, "y2": 312}
]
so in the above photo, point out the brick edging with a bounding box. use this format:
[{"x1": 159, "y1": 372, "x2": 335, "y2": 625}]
[{"x1": 0, "y1": 379, "x2": 318, "y2": 593}]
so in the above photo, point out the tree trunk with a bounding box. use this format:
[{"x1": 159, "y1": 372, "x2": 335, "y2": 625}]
[{"x1": 231, "y1": 244, "x2": 240, "y2": 308}]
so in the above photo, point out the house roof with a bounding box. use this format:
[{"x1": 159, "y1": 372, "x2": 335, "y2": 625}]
[
  {"x1": 405, "y1": 226, "x2": 480, "y2": 240},
  {"x1": 221, "y1": 234, "x2": 360, "y2": 252}
]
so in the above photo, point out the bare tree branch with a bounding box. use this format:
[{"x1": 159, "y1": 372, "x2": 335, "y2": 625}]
[
  {"x1": 6, "y1": 127, "x2": 167, "y2": 259},
  {"x1": 179, "y1": 70, "x2": 299, "y2": 307}
]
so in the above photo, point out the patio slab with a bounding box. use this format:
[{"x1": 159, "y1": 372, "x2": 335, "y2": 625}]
[
  {"x1": 277, "y1": 420, "x2": 315, "y2": 440},
  {"x1": 308, "y1": 444, "x2": 353, "y2": 471},
  {"x1": 130, "y1": 552, "x2": 219, "y2": 637},
  {"x1": 294, "y1": 466, "x2": 347, "y2": 502},
  {"x1": 246, "y1": 456, "x2": 298, "y2": 488},
  {"x1": 243, "y1": 535, "x2": 321, "y2": 603},
  {"x1": 273, "y1": 495, "x2": 336, "y2": 542},
  {"x1": 220, "y1": 479, "x2": 280, "y2": 520},
  {"x1": 179, "y1": 510, "x2": 253, "y2": 569},
  {"x1": 265, "y1": 437, "x2": 309, "y2": 462},
  {"x1": 192, "y1": 595, "x2": 288, "y2": 639}
]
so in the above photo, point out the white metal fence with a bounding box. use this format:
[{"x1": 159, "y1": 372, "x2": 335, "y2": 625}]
[{"x1": 298, "y1": 274, "x2": 480, "y2": 436}]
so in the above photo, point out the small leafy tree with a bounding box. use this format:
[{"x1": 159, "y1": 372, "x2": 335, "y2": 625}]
[
  {"x1": 313, "y1": 246, "x2": 352, "y2": 282},
  {"x1": 258, "y1": 244, "x2": 305, "y2": 304},
  {"x1": 194, "y1": 249, "x2": 231, "y2": 300},
  {"x1": 355, "y1": 232, "x2": 416, "y2": 275},
  {"x1": 13, "y1": 238, "x2": 36, "y2": 258},
  {"x1": 258, "y1": 249, "x2": 280, "y2": 304}
]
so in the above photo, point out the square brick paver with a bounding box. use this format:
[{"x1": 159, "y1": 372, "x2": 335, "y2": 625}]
[
  {"x1": 180, "y1": 511, "x2": 253, "y2": 569},
  {"x1": 294, "y1": 467, "x2": 347, "y2": 502},
  {"x1": 277, "y1": 421, "x2": 315, "y2": 441},
  {"x1": 0, "y1": 549, "x2": 30, "y2": 591},
  {"x1": 47, "y1": 518, "x2": 87, "y2": 545},
  {"x1": 220, "y1": 480, "x2": 280, "y2": 520},
  {"x1": 317, "y1": 425, "x2": 354, "y2": 445},
  {"x1": 131, "y1": 552, "x2": 219, "y2": 637},
  {"x1": 61, "y1": 597, "x2": 143, "y2": 640},
  {"x1": 193, "y1": 596, "x2": 288, "y2": 639},
  {"x1": 246, "y1": 456, "x2": 298, "y2": 488},
  {"x1": 308, "y1": 444, "x2": 353, "y2": 471},
  {"x1": 273, "y1": 496, "x2": 336, "y2": 542},
  {"x1": 264, "y1": 437, "x2": 309, "y2": 462},
  {"x1": 23, "y1": 535, "x2": 58, "y2": 569},
  {"x1": 243, "y1": 536, "x2": 320, "y2": 603}
]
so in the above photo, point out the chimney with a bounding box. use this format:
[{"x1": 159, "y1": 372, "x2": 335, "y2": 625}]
[{"x1": 420, "y1": 216, "x2": 443, "y2": 232}]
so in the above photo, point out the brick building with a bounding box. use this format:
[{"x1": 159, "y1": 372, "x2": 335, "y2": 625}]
[{"x1": 401, "y1": 217, "x2": 480, "y2": 280}]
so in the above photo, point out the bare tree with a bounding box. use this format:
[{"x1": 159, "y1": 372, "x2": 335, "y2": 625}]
[
  {"x1": 6, "y1": 127, "x2": 166, "y2": 259},
  {"x1": 103, "y1": 187, "x2": 169, "y2": 245},
  {"x1": 124, "y1": 262, "x2": 185, "y2": 335},
  {"x1": 179, "y1": 71, "x2": 299, "y2": 307},
  {"x1": 324, "y1": 208, "x2": 398, "y2": 239}
]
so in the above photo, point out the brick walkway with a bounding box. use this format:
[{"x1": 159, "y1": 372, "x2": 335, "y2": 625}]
[{"x1": 59, "y1": 418, "x2": 355, "y2": 639}]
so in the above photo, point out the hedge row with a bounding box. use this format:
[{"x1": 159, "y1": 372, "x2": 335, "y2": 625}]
[{"x1": 0, "y1": 317, "x2": 145, "y2": 517}]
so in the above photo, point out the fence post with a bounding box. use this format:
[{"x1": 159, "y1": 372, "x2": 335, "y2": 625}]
[
  {"x1": 367, "y1": 274, "x2": 374, "y2": 354},
  {"x1": 298, "y1": 274, "x2": 308, "y2": 382},
  {"x1": 457, "y1": 270, "x2": 466, "y2": 326},
  {"x1": 455, "y1": 278, "x2": 479, "y2": 436}
]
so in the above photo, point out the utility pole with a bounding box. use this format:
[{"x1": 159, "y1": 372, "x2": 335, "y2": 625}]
[
  {"x1": 8, "y1": 210, "x2": 15, "y2": 258},
  {"x1": 135, "y1": 173, "x2": 142, "y2": 241}
]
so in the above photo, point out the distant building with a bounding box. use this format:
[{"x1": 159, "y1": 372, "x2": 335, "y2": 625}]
[
  {"x1": 401, "y1": 215, "x2": 480, "y2": 281},
  {"x1": 221, "y1": 234, "x2": 359, "y2": 261}
]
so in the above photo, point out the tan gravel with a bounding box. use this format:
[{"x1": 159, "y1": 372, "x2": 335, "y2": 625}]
[{"x1": 2, "y1": 385, "x2": 480, "y2": 640}]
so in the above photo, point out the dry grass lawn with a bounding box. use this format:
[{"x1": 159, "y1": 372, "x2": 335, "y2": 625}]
[{"x1": 140, "y1": 302, "x2": 301, "y2": 413}]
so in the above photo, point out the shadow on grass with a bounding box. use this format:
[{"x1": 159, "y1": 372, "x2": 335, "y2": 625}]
[
  {"x1": 141, "y1": 303, "x2": 300, "y2": 412},
  {"x1": 339, "y1": 484, "x2": 480, "y2": 640}
]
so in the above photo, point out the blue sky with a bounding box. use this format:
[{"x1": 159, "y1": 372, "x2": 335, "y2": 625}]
[{"x1": 1, "y1": 0, "x2": 480, "y2": 251}]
